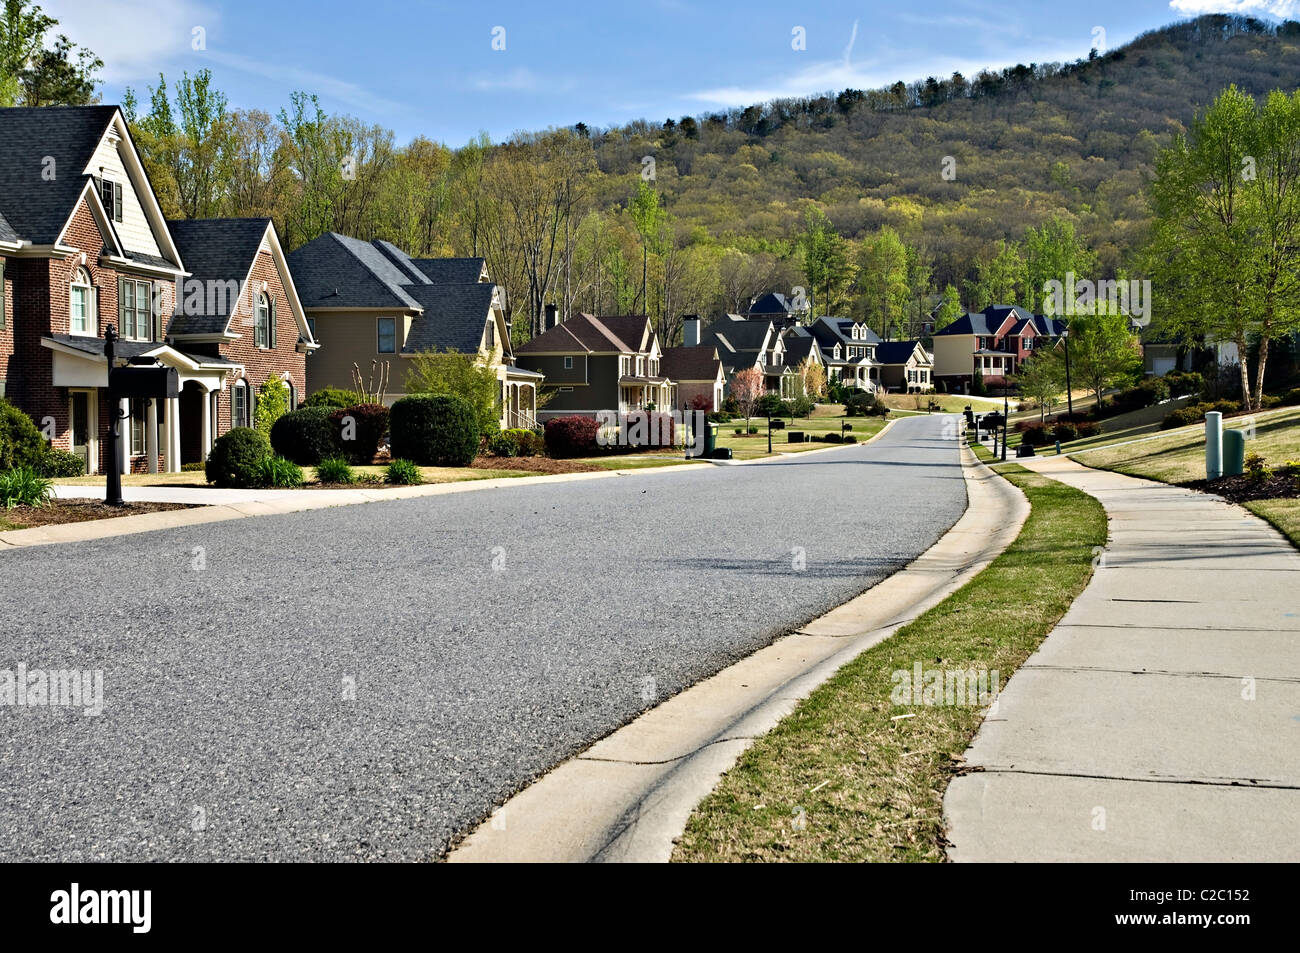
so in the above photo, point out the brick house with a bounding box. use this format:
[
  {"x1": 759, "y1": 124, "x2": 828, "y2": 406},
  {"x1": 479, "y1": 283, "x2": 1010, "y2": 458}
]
[
  {"x1": 660, "y1": 345, "x2": 724, "y2": 412},
  {"x1": 932, "y1": 305, "x2": 1065, "y2": 392},
  {"x1": 0, "y1": 105, "x2": 315, "y2": 473}
]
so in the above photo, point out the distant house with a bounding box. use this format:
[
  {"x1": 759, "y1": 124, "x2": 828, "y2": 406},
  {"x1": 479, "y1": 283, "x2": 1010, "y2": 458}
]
[
  {"x1": 932, "y1": 305, "x2": 1064, "y2": 392},
  {"x1": 698, "y1": 314, "x2": 798, "y2": 397},
  {"x1": 779, "y1": 327, "x2": 826, "y2": 395},
  {"x1": 747, "y1": 291, "x2": 802, "y2": 329},
  {"x1": 514, "y1": 313, "x2": 672, "y2": 420},
  {"x1": 661, "y1": 346, "x2": 725, "y2": 412},
  {"x1": 807, "y1": 316, "x2": 880, "y2": 392},
  {"x1": 873, "y1": 340, "x2": 934, "y2": 392},
  {"x1": 287, "y1": 233, "x2": 541, "y2": 427}
]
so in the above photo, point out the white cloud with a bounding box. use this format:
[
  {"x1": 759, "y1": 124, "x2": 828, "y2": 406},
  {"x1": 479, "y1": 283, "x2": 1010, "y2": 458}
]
[
  {"x1": 1169, "y1": 0, "x2": 1300, "y2": 16},
  {"x1": 203, "y1": 50, "x2": 404, "y2": 117},
  {"x1": 469, "y1": 67, "x2": 574, "y2": 95},
  {"x1": 39, "y1": 0, "x2": 217, "y2": 83}
]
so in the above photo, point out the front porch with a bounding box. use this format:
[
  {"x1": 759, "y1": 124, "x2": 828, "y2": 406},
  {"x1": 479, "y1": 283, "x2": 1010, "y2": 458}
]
[
  {"x1": 502, "y1": 366, "x2": 543, "y2": 430},
  {"x1": 618, "y1": 377, "x2": 674, "y2": 412}
]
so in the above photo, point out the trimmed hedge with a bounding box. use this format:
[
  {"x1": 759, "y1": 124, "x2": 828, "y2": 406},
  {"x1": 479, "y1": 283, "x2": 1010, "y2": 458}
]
[
  {"x1": 328, "y1": 403, "x2": 389, "y2": 464},
  {"x1": 38, "y1": 448, "x2": 86, "y2": 478},
  {"x1": 270, "y1": 407, "x2": 337, "y2": 465},
  {"x1": 545, "y1": 415, "x2": 600, "y2": 458},
  {"x1": 389, "y1": 395, "x2": 478, "y2": 466},
  {"x1": 206, "y1": 428, "x2": 271, "y2": 488},
  {"x1": 303, "y1": 387, "x2": 365, "y2": 409}
]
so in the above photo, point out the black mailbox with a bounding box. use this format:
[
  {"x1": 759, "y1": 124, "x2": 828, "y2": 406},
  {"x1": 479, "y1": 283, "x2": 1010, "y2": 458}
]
[{"x1": 109, "y1": 364, "x2": 179, "y2": 400}]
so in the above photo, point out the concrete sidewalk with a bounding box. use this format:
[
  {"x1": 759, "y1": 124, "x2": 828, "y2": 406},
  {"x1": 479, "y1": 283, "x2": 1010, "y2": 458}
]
[{"x1": 945, "y1": 455, "x2": 1300, "y2": 862}]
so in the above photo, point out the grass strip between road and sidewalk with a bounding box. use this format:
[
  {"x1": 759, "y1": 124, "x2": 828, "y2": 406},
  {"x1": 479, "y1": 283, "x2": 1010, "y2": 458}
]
[{"x1": 671, "y1": 449, "x2": 1107, "y2": 862}]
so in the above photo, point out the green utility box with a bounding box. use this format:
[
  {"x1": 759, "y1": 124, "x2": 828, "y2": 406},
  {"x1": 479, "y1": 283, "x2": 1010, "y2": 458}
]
[{"x1": 1222, "y1": 428, "x2": 1246, "y2": 477}]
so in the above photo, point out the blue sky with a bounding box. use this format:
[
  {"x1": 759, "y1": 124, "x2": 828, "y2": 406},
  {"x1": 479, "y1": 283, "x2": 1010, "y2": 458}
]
[{"x1": 39, "y1": 0, "x2": 1300, "y2": 146}]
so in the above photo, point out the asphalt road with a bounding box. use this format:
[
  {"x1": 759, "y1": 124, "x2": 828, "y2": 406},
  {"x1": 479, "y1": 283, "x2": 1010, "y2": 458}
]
[{"x1": 0, "y1": 414, "x2": 966, "y2": 861}]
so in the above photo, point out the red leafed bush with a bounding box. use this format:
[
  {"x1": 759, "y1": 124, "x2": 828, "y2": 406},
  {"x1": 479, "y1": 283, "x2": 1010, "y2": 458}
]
[
  {"x1": 544, "y1": 416, "x2": 601, "y2": 458},
  {"x1": 328, "y1": 403, "x2": 389, "y2": 464}
]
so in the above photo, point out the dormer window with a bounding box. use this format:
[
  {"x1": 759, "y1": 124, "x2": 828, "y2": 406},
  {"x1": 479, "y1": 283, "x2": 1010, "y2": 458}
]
[
  {"x1": 99, "y1": 178, "x2": 123, "y2": 223},
  {"x1": 70, "y1": 268, "x2": 96, "y2": 336}
]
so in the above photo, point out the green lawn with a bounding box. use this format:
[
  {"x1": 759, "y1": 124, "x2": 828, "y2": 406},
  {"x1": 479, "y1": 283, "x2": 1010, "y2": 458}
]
[
  {"x1": 1246, "y1": 498, "x2": 1300, "y2": 548},
  {"x1": 672, "y1": 460, "x2": 1106, "y2": 862},
  {"x1": 714, "y1": 415, "x2": 888, "y2": 460},
  {"x1": 55, "y1": 464, "x2": 530, "y2": 488},
  {"x1": 1072, "y1": 406, "x2": 1300, "y2": 484},
  {"x1": 879, "y1": 394, "x2": 972, "y2": 414}
]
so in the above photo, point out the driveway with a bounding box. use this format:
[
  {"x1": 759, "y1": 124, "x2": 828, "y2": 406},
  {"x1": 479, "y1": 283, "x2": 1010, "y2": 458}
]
[{"x1": 0, "y1": 414, "x2": 966, "y2": 861}]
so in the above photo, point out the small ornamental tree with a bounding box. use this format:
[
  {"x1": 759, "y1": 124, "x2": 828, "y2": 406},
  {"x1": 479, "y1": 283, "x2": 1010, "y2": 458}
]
[
  {"x1": 253, "y1": 376, "x2": 289, "y2": 435},
  {"x1": 729, "y1": 366, "x2": 764, "y2": 432}
]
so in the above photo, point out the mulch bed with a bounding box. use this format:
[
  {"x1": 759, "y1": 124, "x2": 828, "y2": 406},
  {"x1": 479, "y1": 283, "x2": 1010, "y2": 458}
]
[
  {"x1": 1, "y1": 499, "x2": 191, "y2": 530},
  {"x1": 1184, "y1": 472, "x2": 1300, "y2": 504},
  {"x1": 470, "y1": 456, "x2": 602, "y2": 474}
]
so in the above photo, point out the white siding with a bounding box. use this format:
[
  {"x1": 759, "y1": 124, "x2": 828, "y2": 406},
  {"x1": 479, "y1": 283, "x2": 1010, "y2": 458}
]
[{"x1": 84, "y1": 133, "x2": 163, "y2": 259}]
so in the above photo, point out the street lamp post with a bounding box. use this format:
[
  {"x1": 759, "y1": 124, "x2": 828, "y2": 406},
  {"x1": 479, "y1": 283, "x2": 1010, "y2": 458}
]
[
  {"x1": 1063, "y1": 325, "x2": 1074, "y2": 419},
  {"x1": 1001, "y1": 390, "x2": 1009, "y2": 462}
]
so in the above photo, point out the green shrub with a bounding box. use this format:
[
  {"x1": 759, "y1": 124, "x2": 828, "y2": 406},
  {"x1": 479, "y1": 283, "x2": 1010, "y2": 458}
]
[
  {"x1": 271, "y1": 407, "x2": 338, "y2": 465},
  {"x1": 734, "y1": 427, "x2": 743, "y2": 435},
  {"x1": 1164, "y1": 371, "x2": 1202, "y2": 398},
  {"x1": 315, "y1": 457, "x2": 356, "y2": 485},
  {"x1": 1280, "y1": 388, "x2": 1300, "y2": 407},
  {"x1": 0, "y1": 398, "x2": 48, "y2": 472},
  {"x1": 822, "y1": 431, "x2": 843, "y2": 443},
  {"x1": 386, "y1": 458, "x2": 423, "y2": 485},
  {"x1": 843, "y1": 434, "x2": 858, "y2": 443},
  {"x1": 505, "y1": 428, "x2": 544, "y2": 456},
  {"x1": 487, "y1": 431, "x2": 519, "y2": 457},
  {"x1": 328, "y1": 403, "x2": 389, "y2": 464},
  {"x1": 256, "y1": 455, "x2": 304, "y2": 488},
  {"x1": 748, "y1": 426, "x2": 758, "y2": 435},
  {"x1": 303, "y1": 387, "x2": 366, "y2": 409},
  {"x1": 206, "y1": 428, "x2": 271, "y2": 488},
  {"x1": 791, "y1": 396, "x2": 815, "y2": 418},
  {"x1": 1052, "y1": 422, "x2": 1079, "y2": 442},
  {"x1": 38, "y1": 448, "x2": 86, "y2": 478},
  {"x1": 406, "y1": 349, "x2": 501, "y2": 437},
  {"x1": 182, "y1": 461, "x2": 207, "y2": 472},
  {"x1": 0, "y1": 467, "x2": 52, "y2": 508},
  {"x1": 1161, "y1": 407, "x2": 1201, "y2": 430},
  {"x1": 844, "y1": 391, "x2": 887, "y2": 417},
  {"x1": 389, "y1": 395, "x2": 478, "y2": 466}
]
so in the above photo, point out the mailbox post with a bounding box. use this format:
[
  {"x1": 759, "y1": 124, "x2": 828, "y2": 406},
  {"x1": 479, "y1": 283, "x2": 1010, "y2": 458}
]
[{"x1": 103, "y1": 325, "x2": 179, "y2": 505}]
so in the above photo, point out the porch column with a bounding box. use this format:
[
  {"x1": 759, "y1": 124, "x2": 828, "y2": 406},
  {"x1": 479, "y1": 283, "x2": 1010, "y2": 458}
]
[
  {"x1": 164, "y1": 397, "x2": 180, "y2": 474},
  {"x1": 200, "y1": 389, "x2": 212, "y2": 460},
  {"x1": 145, "y1": 399, "x2": 159, "y2": 474},
  {"x1": 119, "y1": 398, "x2": 131, "y2": 476}
]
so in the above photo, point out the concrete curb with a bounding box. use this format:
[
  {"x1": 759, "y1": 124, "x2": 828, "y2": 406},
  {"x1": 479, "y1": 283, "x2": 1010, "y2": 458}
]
[
  {"x1": 445, "y1": 436, "x2": 1030, "y2": 863},
  {"x1": 2, "y1": 415, "x2": 910, "y2": 551}
]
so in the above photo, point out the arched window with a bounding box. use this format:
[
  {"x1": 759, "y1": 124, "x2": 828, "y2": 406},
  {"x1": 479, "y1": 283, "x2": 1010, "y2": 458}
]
[
  {"x1": 70, "y1": 268, "x2": 96, "y2": 335},
  {"x1": 254, "y1": 293, "x2": 270, "y2": 348}
]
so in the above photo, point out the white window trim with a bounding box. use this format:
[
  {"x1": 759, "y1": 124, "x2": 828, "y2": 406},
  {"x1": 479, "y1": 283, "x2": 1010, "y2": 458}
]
[{"x1": 70, "y1": 268, "x2": 96, "y2": 337}]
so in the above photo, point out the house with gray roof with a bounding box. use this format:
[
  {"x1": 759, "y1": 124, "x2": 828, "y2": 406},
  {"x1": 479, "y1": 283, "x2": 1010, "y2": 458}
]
[
  {"x1": 873, "y1": 340, "x2": 934, "y2": 392},
  {"x1": 808, "y1": 316, "x2": 880, "y2": 393},
  {"x1": 515, "y1": 313, "x2": 672, "y2": 419},
  {"x1": 0, "y1": 105, "x2": 315, "y2": 474},
  {"x1": 287, "y1": 233, "x2": 541, "y2": 427},
  {"x1": 932, "y1": 304, "x2": 1065, "y2": 392}
]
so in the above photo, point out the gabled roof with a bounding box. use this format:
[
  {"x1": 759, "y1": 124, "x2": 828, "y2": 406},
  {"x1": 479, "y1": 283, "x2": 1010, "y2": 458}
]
[
  {"x1": 748, "y1": 291, "x2": 793, "y2": 315},
  {"x1": 0, "y1": 209, "x2": 17, "y2": 244},
  {"x1": 401, "y1": 283, "x2": 497, "y2": 354},
  {"x1": 780, "y1": 333, "x2": 821, "y2": 367},
  {"x1": 702, "y1": 315, "x2": 773, "y2": 353},
  {"x1": 412, "y1": 257, "x2": 487, "y2": 285},
  {"x1": 808, "y1": 316, "x2": 878, "y2": 349},
  {"x1": 166, "y1": 218, "x2": 272, "y2": 334},
  {"x1": 935, "y1": 305, "x2": 1062, "y2": 338},
  {"x1": 516, "y1": 313, "x2": 651, "y2": 355},
  {"x1": 0, "y1": 106, "x2": 120, "y2": 245},
  {"x1": 286, "y1": 232, "x2": 423, "y2": 310},
  {"x1": 661, "y1": 346, "x2": 722, "y2": 382},
  {"x1": 874, "y1": 340, "x2": 927, "y2": 365}
]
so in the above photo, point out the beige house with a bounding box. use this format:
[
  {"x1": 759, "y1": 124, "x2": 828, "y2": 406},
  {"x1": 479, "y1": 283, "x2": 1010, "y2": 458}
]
[
  {"x1": 287, "y1": 235, "x2": 541, "y2": 428},
  {"x1": 874, "y1": 341, "x2": 934, "y2": 393}
]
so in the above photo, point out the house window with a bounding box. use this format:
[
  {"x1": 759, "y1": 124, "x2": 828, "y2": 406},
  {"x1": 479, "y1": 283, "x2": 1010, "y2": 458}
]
[
  {"x1": 118, "y1": 278, "x2": 154, "y2": 341},
  {"x1": 287, "y1": 383, "x2": 297, "y2": 411},
  {"x1": 99, "y1": 178, "x2": 123, "y2": 223},
  {"x1": 306, "y1": 317, "x2": 317, "y2": 340},
  {"x1": 559, "y1": 386, "x2": 573, "y2": 392},
  {"x1": 636, "y1": 357, "x2": 644, "y2": 376},
  {"x1": 377, "y1": 317, "x2": 396, "y2": 354},
  {"x1": 255, "y1": 293, "x2": 270, "y2": 348},
  {"x1": 564, "y1": 356, "x2": 573, "y2": 369},
  {"x1": 232, "y1": 380, "x2": 250, "y2": 429},
  {"x1": 128, "y1": 399, "x2": 163, "y2": 456},
  {"x1": 70, "y1": 268, "x2": 96, "y2": 336}
]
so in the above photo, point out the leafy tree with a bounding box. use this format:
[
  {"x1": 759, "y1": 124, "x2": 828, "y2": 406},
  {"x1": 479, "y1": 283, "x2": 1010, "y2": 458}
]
[
  {"x1": 406, "y1": 349, "x2": 501, "y2": 436},
  {"x1": 970, "y1": 240, "x2": 1028, "y2": 310},
  {"x1": 934, "y1": 284, "x2": 964, "y2": 331},
  {"x1": 0, "y1": 0, "x2": 99, "y2": 107},
  {"x1": 798, "y1": 207, "x2": 852, "y2": 315},
  {"x1": 1024, "y1": 217, "x2": 1097, "y2": 310},
  {"x1": 857, "y1": 226, "x2": 910, "y2": 339},
  {"x1": 1065, "y1": 312, "x2": 1142, "y2": 407},
  {"x1": 1013, "y1": 350, "x2": 1066, "y2": 422}
]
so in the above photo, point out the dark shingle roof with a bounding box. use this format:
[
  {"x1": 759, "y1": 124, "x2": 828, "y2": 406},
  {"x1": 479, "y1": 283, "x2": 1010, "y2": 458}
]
[
  {"x1": 43, "y1": 333, "x2": 238, "y2": 366},
  {"x1": 0, "y1": 209, "x2": 17, "y2": 243},
  {"x1": 935, "y1": 306, "x2": 1064, "y2": 338},
  {"x1": 166, "y1": 218, "x2": 271, "y2": 334},
  {"x1": 0, "y1": 106, "x2": 120, "y2": 245},
  {"x1": 401, "y1": 283, "x2": 495, "y2": 354},
  {"x1": 748, "y1": 291, "x2": 792, "y2": 315},
  {"x1": 874, "y1": 341, "x2": 924, "y2": 365},
  {"x1": 412, "y1": 257, "x2": 486, "y2": 285},
  {"x1": 702, "y1": 315, "x2": 772, "y2": 353},
  {"x1": 781, "y1": 334, "x2": 819, "y2": 367},
  {"x1": 661, "y1": 346, "x2": 722, "y2": 382},
  {"x1": 516, "y1": 314, "x2": 651, "y2": 354},
  {"x1": 286, "y1": 233, "x2": 422, "y2": 310}
]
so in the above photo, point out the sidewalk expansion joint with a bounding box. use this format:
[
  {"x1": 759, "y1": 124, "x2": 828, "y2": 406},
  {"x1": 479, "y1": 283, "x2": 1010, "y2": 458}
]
[
  {"x1": 1019, "y1": 663, "x2": 1300, "y2": 683},
  {"x1": 577, "y1": 735, "x2": 759, "y2": 767}
]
